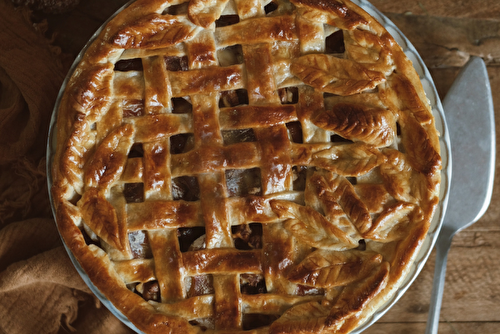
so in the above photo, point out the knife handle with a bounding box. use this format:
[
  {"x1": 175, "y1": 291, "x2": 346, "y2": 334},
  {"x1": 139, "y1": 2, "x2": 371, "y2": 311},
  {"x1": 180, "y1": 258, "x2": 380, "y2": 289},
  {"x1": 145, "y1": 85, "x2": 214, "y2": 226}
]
[{"x1": 425, "y1": 231, "x2": 453, "y2": 334}]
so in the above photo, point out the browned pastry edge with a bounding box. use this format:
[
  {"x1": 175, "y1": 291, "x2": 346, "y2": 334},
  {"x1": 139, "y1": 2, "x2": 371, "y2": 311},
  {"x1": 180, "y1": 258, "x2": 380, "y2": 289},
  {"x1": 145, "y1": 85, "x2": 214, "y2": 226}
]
[{"x1": 51, "y1": 0, "x2": 442, "y2": 333}]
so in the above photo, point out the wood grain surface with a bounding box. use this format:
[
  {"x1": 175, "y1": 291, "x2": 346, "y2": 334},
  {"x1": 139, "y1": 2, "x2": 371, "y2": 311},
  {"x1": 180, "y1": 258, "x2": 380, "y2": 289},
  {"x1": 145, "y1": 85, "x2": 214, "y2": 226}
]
[{"x1": 40, "y1": 0, "x2": 500, "y2": 333}]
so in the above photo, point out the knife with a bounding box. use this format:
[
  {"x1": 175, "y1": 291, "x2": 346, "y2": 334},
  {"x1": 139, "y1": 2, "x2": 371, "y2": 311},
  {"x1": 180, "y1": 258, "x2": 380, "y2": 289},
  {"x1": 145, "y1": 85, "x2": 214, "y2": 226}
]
[{"x1": 425, "y1": 57, "x2": 496, "y2": 333}]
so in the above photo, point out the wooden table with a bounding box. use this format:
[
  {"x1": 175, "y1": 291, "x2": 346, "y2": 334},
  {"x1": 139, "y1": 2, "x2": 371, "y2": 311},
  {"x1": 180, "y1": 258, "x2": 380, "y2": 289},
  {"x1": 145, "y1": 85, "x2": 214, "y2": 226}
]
[{"x1": 43, "y1": 0, "x2": 500, "y2": 332}]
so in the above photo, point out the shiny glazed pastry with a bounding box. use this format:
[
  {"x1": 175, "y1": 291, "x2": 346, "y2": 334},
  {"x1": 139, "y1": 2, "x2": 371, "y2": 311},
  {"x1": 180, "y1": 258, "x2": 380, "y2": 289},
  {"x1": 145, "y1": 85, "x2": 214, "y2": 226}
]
[{"x1": 50, "y1": 0, "x2": 442, "y2": 333}]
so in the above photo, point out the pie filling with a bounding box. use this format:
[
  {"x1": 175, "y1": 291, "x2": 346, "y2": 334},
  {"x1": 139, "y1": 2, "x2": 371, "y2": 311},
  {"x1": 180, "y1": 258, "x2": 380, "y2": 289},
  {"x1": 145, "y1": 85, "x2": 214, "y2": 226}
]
[{"x1": 52, "y1": 0, "x2": 442, "y2": 333}]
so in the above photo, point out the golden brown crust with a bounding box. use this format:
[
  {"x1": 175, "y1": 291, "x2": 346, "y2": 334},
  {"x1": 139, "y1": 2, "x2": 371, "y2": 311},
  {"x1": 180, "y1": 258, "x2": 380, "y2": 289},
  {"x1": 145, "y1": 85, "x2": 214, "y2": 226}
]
[
  {"x1": 287, "y1": 250, "x2": 383, "y2": 288},
  {"x1": 312, "y1": 103, "x2": 396, "y2": 148},
  {"x1": 290, "y1": 54, "x2": 386, "y2": 96},
  {"x1": 51, "y1": 0, "x2": 442, "y2": 333},
  {"x1": 291, "y1": 0, "x2": 368, "y2": 30}
]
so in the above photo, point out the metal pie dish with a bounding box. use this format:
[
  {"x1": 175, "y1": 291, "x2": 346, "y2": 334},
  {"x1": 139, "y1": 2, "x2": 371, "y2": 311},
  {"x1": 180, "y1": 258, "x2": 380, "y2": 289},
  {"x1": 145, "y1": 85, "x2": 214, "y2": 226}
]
[{"x1": 46, "y1": 1, "x2": 451, "y2": 333}]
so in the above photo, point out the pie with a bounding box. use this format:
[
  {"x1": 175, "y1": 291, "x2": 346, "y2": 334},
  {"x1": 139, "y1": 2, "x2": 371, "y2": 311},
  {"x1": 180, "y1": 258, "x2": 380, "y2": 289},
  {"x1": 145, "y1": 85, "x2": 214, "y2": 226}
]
[{"x1": 50, "y1": 0, "x2": 442, "y2": 333}]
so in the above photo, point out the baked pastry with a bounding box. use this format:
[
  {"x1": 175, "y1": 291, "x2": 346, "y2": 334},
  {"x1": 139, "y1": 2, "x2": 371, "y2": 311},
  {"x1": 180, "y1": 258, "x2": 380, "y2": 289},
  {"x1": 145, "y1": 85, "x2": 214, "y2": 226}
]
[{"x1": 50, "y1": 0, "x2": 442, "y2": 333}]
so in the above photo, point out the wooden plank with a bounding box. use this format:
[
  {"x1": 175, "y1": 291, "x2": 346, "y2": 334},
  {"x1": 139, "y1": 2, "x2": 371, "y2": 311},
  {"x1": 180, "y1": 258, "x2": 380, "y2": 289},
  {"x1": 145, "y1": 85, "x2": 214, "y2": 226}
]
[
  {"x1": 364, "y1": 322, "x2": 500, "y2": 334},
  {"x1": 428, "y1": 67, "x2": 460, "y2": 99},
  {"x1": 370, "y1": 0, "x2": 500, "y2": 20},
  {"x1": 384, "y1": 13, "x2": 500, "y2": 68}
]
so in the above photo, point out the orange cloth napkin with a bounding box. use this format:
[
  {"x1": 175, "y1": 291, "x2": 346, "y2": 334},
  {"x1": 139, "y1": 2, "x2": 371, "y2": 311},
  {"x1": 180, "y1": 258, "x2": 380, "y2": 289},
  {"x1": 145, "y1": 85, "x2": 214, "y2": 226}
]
[{"x1": 0, "y1": 2, "x2": 134, "y2": 333}]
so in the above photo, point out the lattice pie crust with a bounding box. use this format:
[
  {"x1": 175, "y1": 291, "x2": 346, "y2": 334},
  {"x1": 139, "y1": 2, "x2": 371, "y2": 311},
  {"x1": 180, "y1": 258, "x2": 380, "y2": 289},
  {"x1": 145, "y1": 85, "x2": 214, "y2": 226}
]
[{"x1": 51, "y1": 0, "x2": 441, "y2": 333}]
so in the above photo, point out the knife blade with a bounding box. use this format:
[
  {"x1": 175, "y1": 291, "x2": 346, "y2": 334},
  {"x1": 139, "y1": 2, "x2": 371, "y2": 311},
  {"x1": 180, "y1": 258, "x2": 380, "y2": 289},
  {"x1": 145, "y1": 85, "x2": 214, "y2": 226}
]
[{"x1": 425, "y1": 56, "x2": 495, "y2": 334}]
